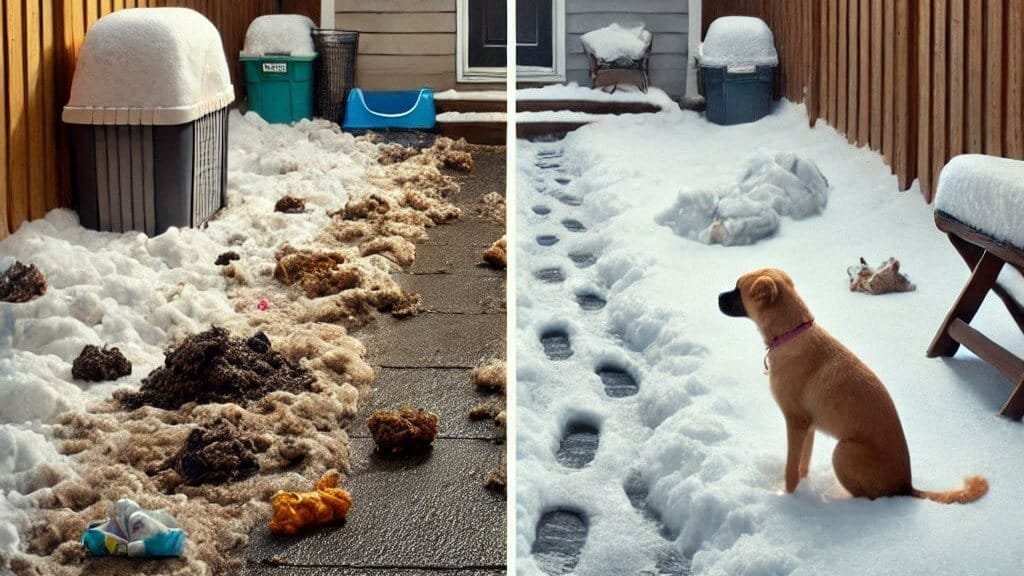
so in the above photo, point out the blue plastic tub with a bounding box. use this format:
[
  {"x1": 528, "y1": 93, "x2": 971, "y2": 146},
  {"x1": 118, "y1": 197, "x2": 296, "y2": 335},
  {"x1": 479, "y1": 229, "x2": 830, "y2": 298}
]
[
  {"x1": 700, "y1": 64, "x2": 775, "y2": 125},
  {"x1": 342, "y1": 88, "x2": 436, "y2": 131}
]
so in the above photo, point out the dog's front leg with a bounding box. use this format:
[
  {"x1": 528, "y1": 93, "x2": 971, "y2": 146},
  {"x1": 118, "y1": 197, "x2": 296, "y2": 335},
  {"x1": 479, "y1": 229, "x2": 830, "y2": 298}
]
[
  {"x1": 799, "y1": 426, "x2": 815, "y2": 478},
  {"x1": 785, "y1": 417, "x2": 810, "y2": 493}
]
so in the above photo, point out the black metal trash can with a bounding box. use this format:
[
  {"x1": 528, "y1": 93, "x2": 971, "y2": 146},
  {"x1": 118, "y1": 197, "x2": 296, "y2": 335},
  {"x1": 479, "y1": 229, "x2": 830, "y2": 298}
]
[
  {"x1": 312, "y1": 30, "x2": 359, "y2": 124},
  {"x1": 62, "y1": 8, "x2": 233, "y2": 236}
]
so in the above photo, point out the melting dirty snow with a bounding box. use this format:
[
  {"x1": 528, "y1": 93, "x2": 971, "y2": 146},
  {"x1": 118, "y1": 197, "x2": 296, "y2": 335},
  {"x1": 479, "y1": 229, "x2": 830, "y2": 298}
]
[{"x1": 0, "y1": 112, "x2": 465, "y2": 575}]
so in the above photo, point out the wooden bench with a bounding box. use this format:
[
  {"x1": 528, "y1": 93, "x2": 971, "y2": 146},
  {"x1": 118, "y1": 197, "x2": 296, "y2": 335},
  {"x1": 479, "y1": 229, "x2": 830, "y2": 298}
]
[
  {"x1": 928, "y1": 211, "x2": 1024, "y2": 420},
  {"x1": 582, "y1": 31, "x2": 653, "y2": 94}
]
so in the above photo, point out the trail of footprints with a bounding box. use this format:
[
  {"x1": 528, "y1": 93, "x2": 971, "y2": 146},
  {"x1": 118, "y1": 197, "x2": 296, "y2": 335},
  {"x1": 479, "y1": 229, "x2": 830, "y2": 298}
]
[{"x1": 528, "y1": 146, "x2": 689, "y2": 575}]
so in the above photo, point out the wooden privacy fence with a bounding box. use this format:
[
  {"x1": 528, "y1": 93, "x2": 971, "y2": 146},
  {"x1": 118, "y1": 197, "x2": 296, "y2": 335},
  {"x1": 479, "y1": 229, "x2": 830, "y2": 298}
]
[
  {"x1": 2, "y1": 0, "x2": 318, "y2": 238},
  {"x1": 703, "y1": 0, "x2": 1024, "y2": 201}
]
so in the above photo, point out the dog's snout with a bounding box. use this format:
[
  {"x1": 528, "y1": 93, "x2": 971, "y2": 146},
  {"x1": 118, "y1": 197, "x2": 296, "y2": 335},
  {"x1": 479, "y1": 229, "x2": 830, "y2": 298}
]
[{"x1": 718, "y1": 289, "x2": 747, "y2": 317}]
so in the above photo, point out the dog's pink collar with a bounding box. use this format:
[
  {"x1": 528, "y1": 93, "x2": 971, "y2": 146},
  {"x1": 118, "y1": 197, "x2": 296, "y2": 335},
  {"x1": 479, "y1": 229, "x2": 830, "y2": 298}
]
[{"x1": 763, "y1": 320, "x2": 814, "y2": 374}]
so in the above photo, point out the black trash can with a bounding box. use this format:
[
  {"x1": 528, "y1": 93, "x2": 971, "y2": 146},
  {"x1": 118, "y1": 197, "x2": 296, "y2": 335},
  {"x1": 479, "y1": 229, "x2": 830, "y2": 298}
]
[
  {"x1": 62, "y1": 8, "x2": 233, "y2": 236},
  {"x1": 312, "y1": 30, "x2": 359, "y2": 124}
]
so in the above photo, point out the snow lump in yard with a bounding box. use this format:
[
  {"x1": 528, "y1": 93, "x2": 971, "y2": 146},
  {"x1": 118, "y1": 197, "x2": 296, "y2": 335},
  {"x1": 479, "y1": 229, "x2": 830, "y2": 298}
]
[
  {"x1": 658, "y1": 152, "x2": 829, "y2": 246},
  {"x1": 242, "y1": 14, "x2": 316, "y2": 57}
]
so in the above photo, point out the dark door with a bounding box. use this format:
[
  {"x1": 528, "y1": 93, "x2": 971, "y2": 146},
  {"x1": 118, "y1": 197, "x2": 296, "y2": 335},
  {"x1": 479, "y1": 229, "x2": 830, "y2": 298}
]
[
  {"x1": 516, "y1": 0, "x2": 553, "y2": 68},
  {"x1": 468, "y1": 0, "x2": 554, "y2": 69}
]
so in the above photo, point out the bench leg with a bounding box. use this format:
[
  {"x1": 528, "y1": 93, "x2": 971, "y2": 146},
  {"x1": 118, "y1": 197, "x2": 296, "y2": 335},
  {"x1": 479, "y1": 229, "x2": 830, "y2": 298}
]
[
  {"x1": 927, "y1": 250, "x2": 1004, "y2": 358},
  {"x1": 949, "y1": 234, "x2": 1024, "y2": 333},
  {"x1": 1001, "y1": 378, "x2": 1024, "y2": 421}
]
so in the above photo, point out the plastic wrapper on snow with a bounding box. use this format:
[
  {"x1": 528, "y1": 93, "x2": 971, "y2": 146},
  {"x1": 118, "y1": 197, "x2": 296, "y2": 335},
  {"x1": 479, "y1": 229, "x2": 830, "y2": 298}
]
[
  {"x1": 657, "y1": 152, "x2": 829, "y2": 246},
  {"x1": 242, "y1": 14, "x2": 316, "y2": 57},
  {"x1": 700, "y1": 16, "x2": 778, "y2": 71},
  {"x1": 934, "y1": 154, "x2": 1024, "y2": 249},
  {"x1": 581, "y1": 23, "x2": 651, "y2": 62},
  {"x1": 63, "y1": 8, "x2": 233, "y2": 125}
]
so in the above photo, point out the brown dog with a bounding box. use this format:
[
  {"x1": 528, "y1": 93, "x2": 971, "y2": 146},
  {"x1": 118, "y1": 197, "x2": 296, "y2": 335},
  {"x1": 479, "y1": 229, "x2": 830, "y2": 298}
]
[{"x1": 719, "y1": 268, "x2": 988, "y2": 503}]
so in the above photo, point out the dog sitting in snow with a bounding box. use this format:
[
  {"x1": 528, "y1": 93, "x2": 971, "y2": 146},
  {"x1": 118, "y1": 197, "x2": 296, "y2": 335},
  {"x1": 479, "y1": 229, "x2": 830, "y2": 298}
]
[
  {"x1": 719, "y1": 268, "x2": 987, "y2": 503},
  {"x1": 269, "y1": 471, "x2": 352, "y2": 535}
]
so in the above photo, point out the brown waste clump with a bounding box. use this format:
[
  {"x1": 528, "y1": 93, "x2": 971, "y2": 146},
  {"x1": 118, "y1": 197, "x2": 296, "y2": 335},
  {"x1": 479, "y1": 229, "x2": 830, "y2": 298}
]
[
  {"x1": 428, "y1": 137, "x2": 475, "y2": 172},
  {"x1": 485, "y1": 457, "x2": 507, "y2": 495},
  {"x1": 274, "y1": 246, "x2": 357, "y2": 298},
  {"x1": 470, "y1": 360, "x2": 506, "y2": 393},
  {"x1": 116, "y1": 328, "x2": 313, "y2": 410},
  {"x1": 366, "y1": 407, "x2": 439, "y2": 454},
  {"x1": 275, "y1": 195, "x2": 306, "y2": 214},
  {"x1": 377, "y1": 143, "x2": 419, "y2": 165},
  {"x1": 476, "y1": 192, "x2": 506, "y2": 225},
  {"x1": 359, "y1": 236, "x2": 415, "y2": 268},
  {"x1": 483, "y1": 236, "x2": 507, "y2": 269},
  {"x1": 169, "y1": 419, "x2": 260, "y2": 486},
  {"x1": 0, "y1": 261, "x2": 47, "y2": 303},
  {"x1": 215, "y1": 251, "x2": 240, "y2": 266},
  {"x1": 71, "y1": 345, "x2": 132, "y2": 382},
  {"x1": 401, "y1": 189, "x2": 461, "y2": 224},
  {"x1": 307, "y1": 286, "x2": 421, "y2": 329}
]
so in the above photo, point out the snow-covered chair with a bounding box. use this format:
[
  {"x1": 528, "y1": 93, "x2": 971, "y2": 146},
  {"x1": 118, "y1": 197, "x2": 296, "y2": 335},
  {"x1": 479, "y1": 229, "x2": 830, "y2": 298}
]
[
  {"x1": 929, "y1": 154, "x2": 1024, "y2": 419},
  {"x1": 580, "y1": 24, "x2": 653, "y2": 93}
]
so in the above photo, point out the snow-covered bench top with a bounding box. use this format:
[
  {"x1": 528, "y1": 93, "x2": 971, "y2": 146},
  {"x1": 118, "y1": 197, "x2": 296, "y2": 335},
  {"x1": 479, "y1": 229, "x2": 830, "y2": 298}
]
[
  {"x1": 241, "y1": 14, "x2": 316, "y2": 57},
  {"x1": 700, "y1": 16, "x2": 778, "y2": 71},
  {"x1": 581, "y1": 23, "x2": 652, "y2": 62},
  {"x1": 935, "y1": 154, "x2": 1024, "y2": 249},
  {"x1": 63, "y1": 8, "x2": 233, "y2": 126}
]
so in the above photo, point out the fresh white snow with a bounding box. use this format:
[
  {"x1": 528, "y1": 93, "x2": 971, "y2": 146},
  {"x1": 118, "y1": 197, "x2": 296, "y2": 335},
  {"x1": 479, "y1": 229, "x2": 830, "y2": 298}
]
[
  {"x1": 63, "y1": 8, "x2": 234, "y2": 126},
  {"x1": 241, "y1": 14, "x2": 317, "y2": 57},
  {"x1": 434, "y1": 90, "x2": 507, "y2": 101},
  {"x1": 0, "y1": 111, "x2": 378, "y2": 564},
  {"x1": 700, "y1": 16, "x2": 779, "y2": 71},
  {"x1": 517, "y1": 83, "x2": 677, "y2": 110},
  {"x1": 935, "y1": 154, "x2": 1024, "y2": 249},
  {"x1": 580, "y1": 23, "x2": 652, "y2": 62},
  {"x1": 517, "y1": 102, "x2": 1023, "y2": 576}
]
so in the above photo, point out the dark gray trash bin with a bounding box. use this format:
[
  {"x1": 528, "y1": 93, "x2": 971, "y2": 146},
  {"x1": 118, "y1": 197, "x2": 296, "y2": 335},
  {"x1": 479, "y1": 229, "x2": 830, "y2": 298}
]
[
  {"x1": 62, "y1": 7, "x2": 234, "y2": 236},
  {"x1": 698, "y1": 16, "x2": 778, "y2": 126}
]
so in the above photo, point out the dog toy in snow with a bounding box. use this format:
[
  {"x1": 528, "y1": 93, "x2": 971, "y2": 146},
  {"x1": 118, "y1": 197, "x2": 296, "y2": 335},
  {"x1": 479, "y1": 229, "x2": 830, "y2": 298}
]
[
  {"x1": 848, "y1": 257, "x2": 916, "y2": 294},
  {"x1": 269, "y1": 471, "x2": 353, "y2": 536},
  {"x1": 81, "y1": 499, "x2": 186, "y2": 558}
]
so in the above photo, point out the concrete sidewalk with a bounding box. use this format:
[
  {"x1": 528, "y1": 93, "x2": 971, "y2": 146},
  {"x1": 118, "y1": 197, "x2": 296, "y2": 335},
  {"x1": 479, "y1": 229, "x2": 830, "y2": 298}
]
[{"x1": 244, "y1": 146, "x2": 507, "y2": 576}]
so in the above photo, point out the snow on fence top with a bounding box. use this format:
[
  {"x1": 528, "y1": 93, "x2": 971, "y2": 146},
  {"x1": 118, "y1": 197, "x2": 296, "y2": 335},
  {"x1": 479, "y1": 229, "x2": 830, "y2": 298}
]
[
  {"x1": 63, "y1": 8, "x2": 233, "y2": 126},
  {"x1": 581, "y1": 23, "x2": 652, "y2": 62},
  {"x1": 700, "y1": 16, "x2": 778, "y2": 71},
  {"x1": 242, "y1": 15, "x2": 316, "y2": 57},
  {"x1": 935, "y1": 154, "x2": 1024, "y2": 249}
]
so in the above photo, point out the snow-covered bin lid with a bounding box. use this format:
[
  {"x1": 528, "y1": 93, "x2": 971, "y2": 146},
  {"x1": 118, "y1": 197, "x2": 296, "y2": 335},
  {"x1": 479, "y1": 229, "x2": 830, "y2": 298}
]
[
  {"x1": 63, "y1": 8, "x2": 233, "y2": 126},
  {"x1": 935, "y1": 154, "x2": 1024, "y2": 249},
  {"x1": 581, "y1": 23, "x2": 652, "y2": 62},
  {"x1": 700, "y1": 16, "x2": 778, "y2": 71},
  {"x1": 241, "y1": 15, "x2": 316, "y2": 57}
]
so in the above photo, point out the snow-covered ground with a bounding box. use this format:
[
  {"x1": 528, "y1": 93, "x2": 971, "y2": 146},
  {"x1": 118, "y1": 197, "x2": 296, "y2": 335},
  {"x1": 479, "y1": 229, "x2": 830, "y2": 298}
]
[{"x1": 516, "y1": 102, "x2": 1024, "y2": 576}]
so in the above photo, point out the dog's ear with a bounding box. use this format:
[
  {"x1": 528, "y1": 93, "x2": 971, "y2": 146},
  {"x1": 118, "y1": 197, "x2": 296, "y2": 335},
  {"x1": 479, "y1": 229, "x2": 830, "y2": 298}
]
[{"x1": 750, "y1": 276, "x2": 778, "y2": 304}]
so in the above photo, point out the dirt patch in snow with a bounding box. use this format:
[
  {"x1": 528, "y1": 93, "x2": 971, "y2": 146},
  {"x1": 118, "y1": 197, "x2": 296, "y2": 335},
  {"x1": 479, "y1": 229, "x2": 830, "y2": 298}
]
[
  {"x1": 71, "y1": 345, "x2": 132, "y2": 383},
  {"x1": 366, "y1": 407, "x2": 439, "y2": 454},
  {"x1": 115, "y1": 328, "x2": 313, "y2": 410},
  {"x1": 474, "y1": 192, "x2": 506, "y2": 225},
  {"x1": 274, "y1": 195, "x2": 306, "y2": 214},
  {"x1": 0, "y1": 261, "x2": 47, "y2": 303},
  {"x1": 215, "y1": 251, "x2": 240, "y2": 266},
  {"x1": 169, "y1": 419, "x2": 260, "y2": 486}
]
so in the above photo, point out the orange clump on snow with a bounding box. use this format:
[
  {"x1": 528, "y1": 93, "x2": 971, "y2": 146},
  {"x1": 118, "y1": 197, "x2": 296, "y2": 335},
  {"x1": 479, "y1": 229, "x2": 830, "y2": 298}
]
[{"x1": 268, "y1": 471, "x2": 353, "y2": 536}]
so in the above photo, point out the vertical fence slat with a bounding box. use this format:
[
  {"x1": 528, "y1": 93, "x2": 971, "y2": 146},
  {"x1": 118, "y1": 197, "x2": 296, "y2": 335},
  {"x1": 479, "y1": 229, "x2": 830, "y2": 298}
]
[
  {"x1": 0, "y1": 3, "x2": 8, "y2": 239},
  {"x1": 857, "y1": 0, "x2": 869, "y2": 146},
  {"x1": 847, "y1": 0, "x2": 858, "y2": 141},
  {"x1": 882, "y1": 0, "x2": 895, "y2": 167},
  {"x1": 984, "y1": 0, "x2": 1003, "y2": 156},
  {"x1": 1008, "y1": 0, "x2": 1024, "y2": 159},
  {"x1": 26, "y1": 0, "x2": 47, "y2": 219},
  {"x1": 870, "y1": 0, "x2": 882, "y2": 149},
  {"x1": 828, "y1": 0, "x2": 838, "y2": 127},
  {"x1": 6, "y1": 0, "x2": 30, "y2": 231},
  {"x1": 42, "y1": 0, "x2": 59, "y2": 212},
  {"x1": 931, "y1": 0, "x2": 947, "y2": 202},
  {"x1": 949, "y1": 0, "x2": 965, "y2": 159},
  {"x1": 838, "y1": 0, "x2": 849, "y2": 133},
  {"x1": 967, "y1": 0, "x2": 983, "y2": 152},
  {"x1": 917, "y1": 0, "x2": 932, "y2": 197},
  {"x1": 895, "y1": 0, "x2": 914, "y2": 190}
]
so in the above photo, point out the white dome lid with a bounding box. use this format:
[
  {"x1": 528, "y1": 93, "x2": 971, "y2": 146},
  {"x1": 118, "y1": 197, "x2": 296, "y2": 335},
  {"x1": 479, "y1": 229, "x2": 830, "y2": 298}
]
[
  {"x1": 701, "y1": 16, "x2": 779, "y2": 70},
  {"x1": 63, "y1": 8, "x2": 234, "y2": 126}
]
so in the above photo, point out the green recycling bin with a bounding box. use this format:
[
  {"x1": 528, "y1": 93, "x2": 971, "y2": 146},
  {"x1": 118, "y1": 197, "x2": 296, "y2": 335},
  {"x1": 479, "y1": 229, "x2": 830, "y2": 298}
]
[{"x1": 241, "y1": 55, "x2": 317, "y2": 124}]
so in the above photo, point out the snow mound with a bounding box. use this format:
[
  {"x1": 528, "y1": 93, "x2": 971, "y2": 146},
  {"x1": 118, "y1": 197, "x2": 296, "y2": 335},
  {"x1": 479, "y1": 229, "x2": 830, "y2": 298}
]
[
  {"x1": 935, "y1": 154, "x2": 1024, "y2": 249},
  {"x1": 63, "y1": 8, "x2": 233, "y2": 125},
  {"x1": 700, "y1": 17, "x2": 778, "y2": 71},
  {"x1": 581, "y1": 23, "x2": 652, "y2": 62},
  {"x1": 242, "y1": 14, "x2": 316, "y2": 57},
  {"x1": 658, "y1": 153, "x2": 829, "y2": 246}
]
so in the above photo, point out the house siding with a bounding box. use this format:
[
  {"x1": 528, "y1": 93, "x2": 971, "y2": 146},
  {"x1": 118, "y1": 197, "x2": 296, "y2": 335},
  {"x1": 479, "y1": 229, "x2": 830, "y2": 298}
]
[{"x1": 565, "y1": 0, "x2": 689, "y2": 97}]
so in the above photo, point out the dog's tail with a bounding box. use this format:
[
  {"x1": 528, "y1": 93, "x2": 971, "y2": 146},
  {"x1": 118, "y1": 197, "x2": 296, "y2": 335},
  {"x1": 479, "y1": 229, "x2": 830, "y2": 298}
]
[{"x1": 911, "y1": 476, "x2": 989, "y2": 504}]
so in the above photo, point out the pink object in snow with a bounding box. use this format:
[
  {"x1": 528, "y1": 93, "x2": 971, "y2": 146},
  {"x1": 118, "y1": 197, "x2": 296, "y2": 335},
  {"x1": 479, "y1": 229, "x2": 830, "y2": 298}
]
[{"x1": 257, "y1": 299, "x2": 270, "y2": 311}]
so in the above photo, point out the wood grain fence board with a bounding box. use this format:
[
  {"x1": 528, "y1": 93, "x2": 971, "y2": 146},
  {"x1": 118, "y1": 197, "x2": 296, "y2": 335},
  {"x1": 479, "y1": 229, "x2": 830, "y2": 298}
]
[
  {"x1": 43, "y1": 0, "x2": 59, "y2": 211},
  {"x1": 7, "y1": 0, "x2": 30, "y2": 232},
  {"x1": 829, "y1": 0, "x2": 838, "y2": 127},
  {"x1": 882, "y1": 0, "x2": 894, "y2": 167},
  {"x1": 870, "y1": 0, "x2": 882, "y2": 149},
  {"x1": 1008, "y1": 0, "x2": 1024, "y2": 159},
  {"x1": 26, "y1": 0, "x2": 47, "y2": 219},
  {"x1": 917, "y1": 0, "x2": 931, "y2": 197},
  {"x1": 984, "y1": 0, "x2": 1003, "y2": 156},
  {"x1": 949, "y1": 0, "x2": 965, "y2": 159},
  {"x1": 838, "y1": 0, "x2": 848, "y2": 133},
  {"x1": 857, "y1": 0, "x2": 869, "y2": 146},
  {"x1": 895, "y1": 0, "x2": 913, "y2": 190},
  {"x1": 967, "y1": 0, "x2": 983, "y2": 153},
  {"x1": 819, "y1": 0, "x2": 829, "y2": 124},
  {"x1": 847, "y1": 0, "x2": 857, "y2": 141},
  {"x1": 931, "y1": 0, "x2": 947, "y2": 202},
  {"x1": 0, "y1": 7, "x2": 8, "y2": 239}
]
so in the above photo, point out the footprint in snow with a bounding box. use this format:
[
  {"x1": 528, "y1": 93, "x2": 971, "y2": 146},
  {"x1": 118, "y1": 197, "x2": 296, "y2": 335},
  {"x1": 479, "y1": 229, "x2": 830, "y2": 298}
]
[
  {"x1": 532, "y1": 510, "x2": 588, "y2": 576},
  {"x1": 556, "y1": 421, "x2": 600, "y2": 469}
]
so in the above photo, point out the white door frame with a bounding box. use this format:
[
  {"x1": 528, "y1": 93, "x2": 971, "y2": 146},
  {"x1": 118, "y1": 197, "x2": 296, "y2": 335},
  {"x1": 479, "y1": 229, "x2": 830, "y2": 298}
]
[{"x1": 457, "y1": 0, "x2": 565, "y2": 83}]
